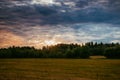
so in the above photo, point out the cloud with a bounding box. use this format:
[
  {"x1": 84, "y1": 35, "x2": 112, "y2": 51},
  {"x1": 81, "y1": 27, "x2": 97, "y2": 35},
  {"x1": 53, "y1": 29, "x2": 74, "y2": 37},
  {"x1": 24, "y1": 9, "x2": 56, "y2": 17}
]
[
  {"x1": 0, "y1": 0, "x2": 120, "y2": 26},
  {"x1": 111, "y1": 40, "x2": 120, "y2": 43},
  {"x1": 0, "y1": 22, "x2": 120, "y2": 48},
  {"x1": 0, "y1": 30, "x2": 26, "y2": 48},
  {"x1": 0, "y1": 0, "x2": 120, "y2": 48}
]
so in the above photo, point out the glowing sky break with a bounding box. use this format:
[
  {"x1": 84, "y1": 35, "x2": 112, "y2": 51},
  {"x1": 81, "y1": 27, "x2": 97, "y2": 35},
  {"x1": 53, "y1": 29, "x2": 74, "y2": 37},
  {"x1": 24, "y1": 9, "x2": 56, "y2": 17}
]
[{"x1": 0, "y1": 0, "x2": 120, "y2": 48}]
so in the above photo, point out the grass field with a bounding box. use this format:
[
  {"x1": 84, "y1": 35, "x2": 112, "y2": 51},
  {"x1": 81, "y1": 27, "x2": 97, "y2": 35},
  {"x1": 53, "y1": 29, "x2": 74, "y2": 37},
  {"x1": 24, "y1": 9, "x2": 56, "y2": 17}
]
[{"x1": 0, "y1": 58, "x2": 120, "y2": 80}]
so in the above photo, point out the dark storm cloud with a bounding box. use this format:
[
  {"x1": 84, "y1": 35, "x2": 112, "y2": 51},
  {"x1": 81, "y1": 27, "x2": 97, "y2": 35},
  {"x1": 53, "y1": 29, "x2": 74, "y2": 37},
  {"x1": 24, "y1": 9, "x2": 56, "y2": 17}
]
[
  {"x1": 0, "y1": 4, "x2": 57, "y2": 26},
  {"x1": 0, "y1": 0, "x2": 120, "y2": 26},
  {"x1": 75, "y1": 0, "x2": 89, "y2": 8},
  {"x1": 108, "y1": 0, "x2": 120, "y2": 11}
]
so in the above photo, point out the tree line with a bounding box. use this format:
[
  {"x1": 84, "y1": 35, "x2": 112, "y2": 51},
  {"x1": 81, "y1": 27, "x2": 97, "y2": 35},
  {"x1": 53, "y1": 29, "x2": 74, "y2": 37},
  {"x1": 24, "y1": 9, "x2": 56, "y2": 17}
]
[{"x1": 0, "y1": 42, "x2": 120, "y2": 59}]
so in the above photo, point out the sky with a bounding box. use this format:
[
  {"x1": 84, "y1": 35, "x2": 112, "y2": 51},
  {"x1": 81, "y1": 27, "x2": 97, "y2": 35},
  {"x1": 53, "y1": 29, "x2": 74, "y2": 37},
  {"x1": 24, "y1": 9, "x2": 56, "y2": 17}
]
[{"x1": 0, "y1": 0, "x2": 120, "y2": 48}]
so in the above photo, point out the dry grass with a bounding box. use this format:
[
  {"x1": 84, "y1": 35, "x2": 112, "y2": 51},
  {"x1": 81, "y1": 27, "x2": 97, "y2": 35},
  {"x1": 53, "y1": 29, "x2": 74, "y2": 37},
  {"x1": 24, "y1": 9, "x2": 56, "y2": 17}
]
[
  {"x1": 0, "y1": 58, "x2": 120, "y2": 80},
  {"x1": 90, "y1": 56, "x2": 106, "y2": 59}
]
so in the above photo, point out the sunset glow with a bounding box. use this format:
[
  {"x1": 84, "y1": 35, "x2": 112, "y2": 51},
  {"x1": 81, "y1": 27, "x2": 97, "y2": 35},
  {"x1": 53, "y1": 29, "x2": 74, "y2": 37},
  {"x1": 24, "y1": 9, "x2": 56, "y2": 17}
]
[{"x1": 44, "y1": 40, "x2": 56, "y2": 46}]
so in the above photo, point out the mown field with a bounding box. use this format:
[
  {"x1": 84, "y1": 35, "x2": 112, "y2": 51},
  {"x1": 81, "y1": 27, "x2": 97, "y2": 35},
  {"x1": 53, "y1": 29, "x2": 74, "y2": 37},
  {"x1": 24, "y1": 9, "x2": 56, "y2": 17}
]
[{"x1": 0, "y1": 58, "x2": 120, "y2": 80}]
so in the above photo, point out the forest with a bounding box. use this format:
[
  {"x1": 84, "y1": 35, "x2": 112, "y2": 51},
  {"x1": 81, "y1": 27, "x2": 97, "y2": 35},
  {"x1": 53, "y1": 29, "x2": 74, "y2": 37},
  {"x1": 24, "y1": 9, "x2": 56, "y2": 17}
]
[{"x1": 0, "y1": 42, "x2": 120, "y2": 59}]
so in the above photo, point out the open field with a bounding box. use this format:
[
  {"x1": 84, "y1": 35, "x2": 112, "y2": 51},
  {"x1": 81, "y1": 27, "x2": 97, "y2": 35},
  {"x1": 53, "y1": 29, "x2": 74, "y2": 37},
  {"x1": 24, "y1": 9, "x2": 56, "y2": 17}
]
[{"x1": 0, "y1": 58, "x2": 120, "y2": 80}]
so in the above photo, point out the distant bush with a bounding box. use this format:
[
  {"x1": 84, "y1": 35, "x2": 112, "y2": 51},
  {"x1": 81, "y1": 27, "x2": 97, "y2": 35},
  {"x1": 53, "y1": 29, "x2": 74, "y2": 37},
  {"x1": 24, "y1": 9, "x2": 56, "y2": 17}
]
[
  {"x1": 104, "y1": 47, "x2": 120, "y2": 59},
  {"x1": 71, "y1": 47, "x2": 90, "y2": 59}
]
